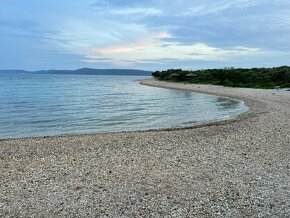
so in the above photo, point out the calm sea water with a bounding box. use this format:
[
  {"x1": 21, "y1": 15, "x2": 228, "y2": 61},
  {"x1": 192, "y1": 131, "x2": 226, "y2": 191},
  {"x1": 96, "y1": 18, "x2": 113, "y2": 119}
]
[{"x1": 0, "y1": 74, "x2": 247, "y2": 138}]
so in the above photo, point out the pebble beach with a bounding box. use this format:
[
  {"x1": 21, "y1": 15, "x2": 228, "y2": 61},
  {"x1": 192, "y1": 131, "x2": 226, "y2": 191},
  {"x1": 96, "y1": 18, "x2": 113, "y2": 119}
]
[{"x1": 1, "y1": 79, "x2": 289, "y2": 217}]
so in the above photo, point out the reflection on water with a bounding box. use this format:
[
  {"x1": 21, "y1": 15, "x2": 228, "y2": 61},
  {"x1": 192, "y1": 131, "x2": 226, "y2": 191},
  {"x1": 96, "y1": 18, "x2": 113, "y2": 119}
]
[
  {"x1": 0, "y1": 74, "x2": 248, "y2": 138},
  {"x1": 216, "y1": 97, "x2": 240, "y2": 109}
]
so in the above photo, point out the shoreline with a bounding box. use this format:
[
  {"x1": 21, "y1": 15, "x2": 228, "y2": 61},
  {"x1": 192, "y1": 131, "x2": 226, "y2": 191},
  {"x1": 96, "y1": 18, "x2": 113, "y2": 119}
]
[
  {"x1": 1, "y1": 79, "x2": 289, "y2": 216},
  {"x1": 0, "y1": 79, "x2": 249, "y2": 141}
]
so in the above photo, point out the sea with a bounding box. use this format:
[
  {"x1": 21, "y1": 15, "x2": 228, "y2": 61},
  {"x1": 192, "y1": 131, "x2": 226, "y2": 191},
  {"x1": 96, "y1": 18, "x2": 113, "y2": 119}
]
[{"x1": 0, "y1": 73, "x2": 248, "y2": 139}]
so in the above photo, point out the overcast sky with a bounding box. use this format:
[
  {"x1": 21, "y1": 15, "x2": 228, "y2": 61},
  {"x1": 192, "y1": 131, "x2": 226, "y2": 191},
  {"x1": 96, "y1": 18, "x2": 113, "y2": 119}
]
[{"x1": 0, "y1": 0, "x2": 290, "y2": 70}]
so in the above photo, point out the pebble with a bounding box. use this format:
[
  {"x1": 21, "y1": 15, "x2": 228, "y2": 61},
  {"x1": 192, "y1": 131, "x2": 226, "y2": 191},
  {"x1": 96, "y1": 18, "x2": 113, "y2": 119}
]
[{"x1": 0, "y1": 80, "x2": 289, "y2": 217}]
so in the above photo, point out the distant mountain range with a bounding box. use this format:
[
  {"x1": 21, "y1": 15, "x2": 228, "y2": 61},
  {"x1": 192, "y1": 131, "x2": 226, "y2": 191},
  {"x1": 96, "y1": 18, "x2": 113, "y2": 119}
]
[{"x1": 0, "y1": 68, "x2": 152, "y2": 76}]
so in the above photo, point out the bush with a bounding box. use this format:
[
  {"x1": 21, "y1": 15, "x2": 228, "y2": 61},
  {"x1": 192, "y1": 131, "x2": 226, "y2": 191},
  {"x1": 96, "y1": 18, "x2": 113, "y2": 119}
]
[{"x1": 152, "y1": 66, "x2": 290, "y2": 89}]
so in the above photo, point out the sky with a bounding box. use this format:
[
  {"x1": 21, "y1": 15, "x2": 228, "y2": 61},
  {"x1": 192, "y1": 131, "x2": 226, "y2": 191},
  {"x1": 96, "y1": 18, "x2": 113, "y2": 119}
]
[{"x1": 0, "y1": 0, "x2": 290, "y2": 71}]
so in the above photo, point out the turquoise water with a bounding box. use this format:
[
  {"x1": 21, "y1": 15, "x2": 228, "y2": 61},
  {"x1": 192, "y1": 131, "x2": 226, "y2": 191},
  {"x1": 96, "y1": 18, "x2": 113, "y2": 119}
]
[{"x1": 0, "y1": 74, "x2": 247, "y2": 138}]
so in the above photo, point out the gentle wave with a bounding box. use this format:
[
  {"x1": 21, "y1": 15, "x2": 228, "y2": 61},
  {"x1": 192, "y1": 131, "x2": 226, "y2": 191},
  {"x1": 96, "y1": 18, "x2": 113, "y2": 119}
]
[{"x1": 0, "y1": 74, "x2": 248, "y2": 138}]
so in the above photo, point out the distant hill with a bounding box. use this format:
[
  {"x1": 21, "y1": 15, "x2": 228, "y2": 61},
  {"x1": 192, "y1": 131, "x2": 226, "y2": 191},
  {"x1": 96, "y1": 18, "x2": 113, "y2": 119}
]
[
  {"x1": 0, "y1": 70, "x2": 27, "y2": 74},
  {"x1": 0, "y1": 68, "x2": 152, "y2": 76}
]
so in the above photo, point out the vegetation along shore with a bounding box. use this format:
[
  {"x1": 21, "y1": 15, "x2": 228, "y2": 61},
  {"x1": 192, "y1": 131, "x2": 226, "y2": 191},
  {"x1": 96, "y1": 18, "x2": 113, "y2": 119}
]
[{"x1": 152, "y1": 66, "x2": 290, "y2": 89}]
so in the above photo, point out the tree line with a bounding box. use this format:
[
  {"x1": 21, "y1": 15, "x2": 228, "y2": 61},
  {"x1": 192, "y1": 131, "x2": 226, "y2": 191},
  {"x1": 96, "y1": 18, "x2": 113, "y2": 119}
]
[{"x1": 152, "y1": 66, "x2": 290, "y2": 89}]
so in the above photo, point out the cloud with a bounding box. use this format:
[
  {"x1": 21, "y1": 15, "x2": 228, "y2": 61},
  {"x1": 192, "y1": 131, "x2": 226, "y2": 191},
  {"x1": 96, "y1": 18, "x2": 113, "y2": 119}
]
[
  {"x1": 183, "y1": 0, "x2": 257, "y2": 16},
  {"x1": 40, "y1": 0, "x2": 290, "y2": 70},
  {"x1": 91, "y1": 0, "x2": 157, "y2": 8},
  {"x1": 1, "y1": 0, "x2": 290, "y2": 70},
  {"x1": 83, "y1": 31, "x2": 264, "y2": 67},
  {"x1": 109, "y1": 7, "x2": 162, "y2": 16},
  {"x1": 41, "y1": 17, "x2": 152, "y2": 55},
  {"x1": 92, "y1": 0, "x2": 162, "y2": 16}
]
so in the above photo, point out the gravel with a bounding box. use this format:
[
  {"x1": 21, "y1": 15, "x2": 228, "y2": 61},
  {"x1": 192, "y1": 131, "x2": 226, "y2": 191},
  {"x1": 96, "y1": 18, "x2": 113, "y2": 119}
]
[{"x1": 0, "y1": 79, "x2": 289, "y2": 217}]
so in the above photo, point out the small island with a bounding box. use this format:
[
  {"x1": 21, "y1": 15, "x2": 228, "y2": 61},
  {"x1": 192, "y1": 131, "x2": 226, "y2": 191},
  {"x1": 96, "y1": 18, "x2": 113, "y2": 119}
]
[{"x1": 152, "y1": 66, "x2": 290, "y2": 89}]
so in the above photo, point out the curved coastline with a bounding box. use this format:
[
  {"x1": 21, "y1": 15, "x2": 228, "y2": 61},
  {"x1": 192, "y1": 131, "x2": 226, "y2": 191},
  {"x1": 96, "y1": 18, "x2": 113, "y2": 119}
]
[
  {"x1": 140, "y1": 79, "x2": 251, "y2": 128},
  {"x1": 0, "y1": 79, "x2": 248, "y2": 140},
  {"x1": 1, "y1": 79, "x2": 290, "y2": 216}
]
